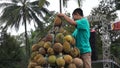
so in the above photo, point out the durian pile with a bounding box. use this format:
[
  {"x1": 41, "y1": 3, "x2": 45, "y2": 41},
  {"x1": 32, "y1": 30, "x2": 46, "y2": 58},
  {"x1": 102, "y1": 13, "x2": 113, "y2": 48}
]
[{"x1": 28, "y1": 16, "x2": 83, "y2": 68}]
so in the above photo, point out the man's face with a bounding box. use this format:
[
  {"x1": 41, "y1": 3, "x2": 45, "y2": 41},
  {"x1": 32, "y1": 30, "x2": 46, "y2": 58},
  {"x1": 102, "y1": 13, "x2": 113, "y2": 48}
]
[{"x1": 72, "y1": 13, "x2": 81, "y2": 20}]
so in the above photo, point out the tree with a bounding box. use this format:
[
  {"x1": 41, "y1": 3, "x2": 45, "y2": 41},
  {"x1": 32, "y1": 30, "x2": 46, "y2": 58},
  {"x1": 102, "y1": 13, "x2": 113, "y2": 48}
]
[
  {"x1": 59, "y1": 0, "x2": 84, "y2": 13},
  {"x1": 62, "y1": 0, "x2": 83, "y2": 7},
  {"x1": 89, "y1": 0, "x2": 120, "y2": 61},
  {"x1": 0, "y1": 0, "x2": 50, "y2": 59},
  {"x1": 91, "y1": 0, "x2": 117, "y2": 22},
  {"x1": 115, "y1": 0, "x2": 120, "y2": 10},
  {"x1": 28, "y1": 12, "x2": 56, "y2": 45},
  {"x1": 90, "y1": 0, "x2": 118, "y2": 42},
  {"x1": 111, "y1": 36, "x2": 120, "y2": 64},
  {"x1": 0, "y1": 31, "x2": 25, "y2": 68}
]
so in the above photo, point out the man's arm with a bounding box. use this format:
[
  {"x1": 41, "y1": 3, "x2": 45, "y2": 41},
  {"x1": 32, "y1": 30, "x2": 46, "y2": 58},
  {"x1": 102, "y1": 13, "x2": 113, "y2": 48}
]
[{"x1": 57, "y1": 13, "x2": 76, "y2": 26}]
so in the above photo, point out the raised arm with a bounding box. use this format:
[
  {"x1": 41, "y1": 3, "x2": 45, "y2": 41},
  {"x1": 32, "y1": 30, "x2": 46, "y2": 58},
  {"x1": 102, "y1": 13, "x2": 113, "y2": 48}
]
[{"x1": 57, "y1": 13, "x2": 76, "y2": 26}]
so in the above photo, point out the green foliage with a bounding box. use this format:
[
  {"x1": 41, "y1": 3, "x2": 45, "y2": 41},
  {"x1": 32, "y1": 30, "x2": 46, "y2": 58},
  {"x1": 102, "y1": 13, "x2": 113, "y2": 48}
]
[
  {"x1": 0, "y1": 0, "x2": 50, "y2": 31},
  {"x1": 91, "y1": 0, "x2": 117, "y2": 22},
  {"x1": 62, "y1": 0, "x2": 83, "y2": 8},
  {"x1": 0, "y1": 32, "x2": 25, "y2": 68},
  {"x1": 115, "y1": 0, "x2": 120, "y2": 10},
  {"x1": 38, "y1": 0, "x2": 46, "y2": 8},
  {"x1": 0, "y1": 0, "x2": 51, "y2": 63},
  {"x1": 90, "y1": 0, "x2": 120, "y2": 61},
  {"x1": 26, "y1": 12, "x2": 56, "y2": 49},
  {"x1": 58, "y1": 0, "x2": 83, "y2": 13},
  {"x1": 111, "y1": 37, "x2": 120, "y2": 63}
]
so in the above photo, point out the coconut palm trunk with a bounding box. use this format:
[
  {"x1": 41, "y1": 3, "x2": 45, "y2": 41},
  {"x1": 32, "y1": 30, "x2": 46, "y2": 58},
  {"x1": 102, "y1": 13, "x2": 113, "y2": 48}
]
[
  {"x1": 22, "y1": 1, "x2": 30, "y2": 67},
  {"x1": 60, "y1": 0, "x2": 62, "y2": 13},
  {"x1": 23, "y1": 11, "x2": 29, "y2": 58},
  {"x1": 60, "y1": 0, "x2": 83, "y2": 13},
  {"x1": 0, "y1": 0, "x2": 51, "y2": 67}
]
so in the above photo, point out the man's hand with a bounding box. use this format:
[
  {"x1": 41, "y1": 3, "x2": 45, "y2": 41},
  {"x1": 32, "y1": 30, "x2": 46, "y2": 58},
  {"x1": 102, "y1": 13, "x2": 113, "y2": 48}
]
[
  {"x1": 57, "y1": 13, "x2": 65, "y2": 17},
  {"x1": 57, "y1": 13, "x2": 76, "y2": 26}
]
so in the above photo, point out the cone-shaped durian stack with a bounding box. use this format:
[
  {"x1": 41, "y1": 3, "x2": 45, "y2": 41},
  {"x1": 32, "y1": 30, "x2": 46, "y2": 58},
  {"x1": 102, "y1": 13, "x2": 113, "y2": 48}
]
[{"x1": 28, "y1": 16, "x2": 83, "y2": 68}]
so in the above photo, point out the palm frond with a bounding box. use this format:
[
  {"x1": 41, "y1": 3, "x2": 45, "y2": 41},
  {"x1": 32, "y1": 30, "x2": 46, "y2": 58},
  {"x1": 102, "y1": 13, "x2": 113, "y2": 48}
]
[
  {"x1": 0, "y1": 0, "x2": 50, "y2": 32},
  {"x1": 11, "y1": 12, "x2": 22, "y2": 31},
  {"x1": 30, "y1": 0, "x2": 38, "y2": 5},
  {"x1": 11, "y1": 0, "x2": 21, "y2": 3},
  {"x1": 41, "y1": 7, "x2": 52, "y2": 21},
  {"x1": 41, "y1": 7, "x2": 51, "y2": 14},
  {"x1": 29, "y1": 1, "x2": 39, "y2": 8},
  {"x1": 38, "y1": 0, "x2": 46, "y2": 8},
  {"x1": 30, "y1": 6, "x2": 43, "y2": 15},
  {"x1": 30, "y1": 0, "x2": 49, "y2": 7},
  {"x1": 0, "y1": 5, "x2": 16, "y2": 23},
  {"x1": 30, "y1": 6, "x2": 46, "y2": 20},
  {"x1": 0, "y1": 4, "x2": 22, "y2": 30},
  {"x1": 44, "y1": 0, "x2": 50, "y2": 6},
  {"x1": 26, "y1": 7, "x2": 44, "y2": 30},
  {"x1": 0, "y1": 2, "x2": 16, "y2": 8},
  {"x1": 77, "y1": 0, "x2": 82, "y2": 7},
  {"x1": 63, "y1": 0, "x2": 67, "y2": 7},
  {"x1": 25, "y1": 7, "x2": 33, "y2": 23}
]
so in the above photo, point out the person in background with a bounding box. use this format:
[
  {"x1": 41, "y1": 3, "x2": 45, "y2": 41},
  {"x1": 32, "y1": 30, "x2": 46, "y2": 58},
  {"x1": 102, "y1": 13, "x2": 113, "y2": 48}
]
[{"x1": 57, "y1": 8, "x2": 92, "y2": 68}]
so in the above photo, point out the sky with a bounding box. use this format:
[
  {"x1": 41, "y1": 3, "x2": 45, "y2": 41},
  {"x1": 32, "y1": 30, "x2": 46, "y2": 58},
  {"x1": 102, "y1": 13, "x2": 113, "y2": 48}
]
[
  {"x1": 48, "y1": 0, "x2": 120, "y2": 19},
  {"x1": 6, "y1": 0, "x2": 120, "y2": 35},
  {"x1": 47, "y1": 0, "x2": 100, "y2": 17}
]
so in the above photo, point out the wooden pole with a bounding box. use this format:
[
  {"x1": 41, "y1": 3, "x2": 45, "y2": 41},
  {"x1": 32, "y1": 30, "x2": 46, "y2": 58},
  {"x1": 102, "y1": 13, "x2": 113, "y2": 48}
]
[{"x1": 59, "y1": 0, "x2": 62, "y2": 13}]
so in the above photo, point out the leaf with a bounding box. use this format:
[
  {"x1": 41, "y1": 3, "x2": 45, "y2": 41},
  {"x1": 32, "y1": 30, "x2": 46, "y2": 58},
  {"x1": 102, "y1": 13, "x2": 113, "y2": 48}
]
[
  {"x1": 38, "y1": 0, "x2": 46, "y2": 8},
  {"x1": 63, "y1": 0, "x2": 67, "y2": 7}
]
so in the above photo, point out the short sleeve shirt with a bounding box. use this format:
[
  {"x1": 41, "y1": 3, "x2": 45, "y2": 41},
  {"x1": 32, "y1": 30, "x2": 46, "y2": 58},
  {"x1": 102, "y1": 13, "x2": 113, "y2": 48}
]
[{"x1": 72, "y1": 18, "x2": 92, "y2": 54}]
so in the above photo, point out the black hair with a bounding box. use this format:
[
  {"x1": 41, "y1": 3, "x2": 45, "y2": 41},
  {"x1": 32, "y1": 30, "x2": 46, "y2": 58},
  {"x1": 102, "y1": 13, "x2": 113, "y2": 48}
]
[{"x1": 72, "y1": 8, "x2": 84, "y2": 16}]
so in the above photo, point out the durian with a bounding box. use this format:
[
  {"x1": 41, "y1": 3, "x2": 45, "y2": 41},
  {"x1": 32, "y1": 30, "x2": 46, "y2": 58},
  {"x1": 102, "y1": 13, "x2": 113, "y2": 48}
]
[
  {"x1": 47, "y1": 47, "x2": 54, "y2": 55},
  {"x1": 64, "y1": 35, "x2": 74, "y2": 44},
  {"x1": 70, "y1": 47, "x2": 80, "y2": 58},
  {"x1": 56, "y1": 57, "x2": 65, "y2": 67},
  {"x1": 36, "y1": 56, "x2": 47, "y2": 66},
  {"x1": 68, "y1": 63, "x2": 76, "y2": 68},
  {"x1": 33, "y1": 54, "x2": 43, "y2": 62},
  {"x1": 45, "y1": 34, "x2": 54, "y2": 42},
  {"x1": 31, "y1": 51, "x2": 39, "y2": 60},
  {"x1": 38, "y1": 41, "x2": 45, "y2": 47},
  {"x1": 55, "y1": 33, "x2": 64, "y2": 44},
  {"x1": 63, "y1": 55, "x2": 73, "y2": 64},
  {"x1": 43, "y1": 41, "x2": 52, "y2": 50},
  {"x1": 73, "y1": 58, "x2": 83, "y2": 68},
  {"x1": 32, "y1": 44, "x2": 40, "y2": 52},
  {"x1": 35, "y1": 66, "x2": 42, "y2": 68},
  {"x1": 53, "y1": 43, "x2": 63, "y2": 53},
  {"x1": 54, "y1": 16, "x2": 62, "y2": 26},
  {"x1": 48, "y1": 55, "x2": 57, "y2": 65},
  {"x1": 63, "y1": 41, "x2": 71, "y2": 53},
  {"x1": 39, "y1": 47, "x2": 46, "y2": 55},
  {"x1": 28, "y1": 61, "x2": 37, "y2": 68}
]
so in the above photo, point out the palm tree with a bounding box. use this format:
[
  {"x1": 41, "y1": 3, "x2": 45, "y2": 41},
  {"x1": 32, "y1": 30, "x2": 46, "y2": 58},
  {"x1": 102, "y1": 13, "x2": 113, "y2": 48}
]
[
  {"x1": 0, "y1": 0, "x2": 50, "y2": 60},
  {"x1": 60, "y1": 0, "x2": 83, "y2": 13},
  {"x1": 0, "y1": 31, "x2": 25, "y2": 68}
]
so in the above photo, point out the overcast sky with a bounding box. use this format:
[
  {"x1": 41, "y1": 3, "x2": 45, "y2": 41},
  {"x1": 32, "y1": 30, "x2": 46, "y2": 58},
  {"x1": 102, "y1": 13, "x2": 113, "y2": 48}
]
[
  {"x1": 48, "y1": 0, "x2": 120, "y2": 18},
  {"x1": 47, "y1": 0, "x2": 100, "y2": 17},
  {"x1": 6, "y1": 0, "x2": 120, "y2": 35}
]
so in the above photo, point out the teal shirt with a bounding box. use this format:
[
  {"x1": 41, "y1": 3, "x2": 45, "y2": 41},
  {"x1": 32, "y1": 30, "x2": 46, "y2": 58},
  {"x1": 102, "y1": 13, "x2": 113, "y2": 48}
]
[{"x1": 72, "y1": 18, "x2": 92, "y2": 54}]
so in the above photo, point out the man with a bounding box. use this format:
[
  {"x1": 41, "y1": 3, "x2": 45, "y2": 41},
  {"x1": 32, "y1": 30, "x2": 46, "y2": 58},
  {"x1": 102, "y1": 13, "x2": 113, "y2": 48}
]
[{"x1": 57, "y1": 8, "x2": 92, "y2": 68}]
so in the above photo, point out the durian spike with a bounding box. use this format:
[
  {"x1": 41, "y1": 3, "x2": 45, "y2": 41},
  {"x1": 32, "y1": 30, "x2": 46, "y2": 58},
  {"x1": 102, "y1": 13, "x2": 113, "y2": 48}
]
[{"x1": 59, "y1": 53, "x2": 63, "y2": 57}]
